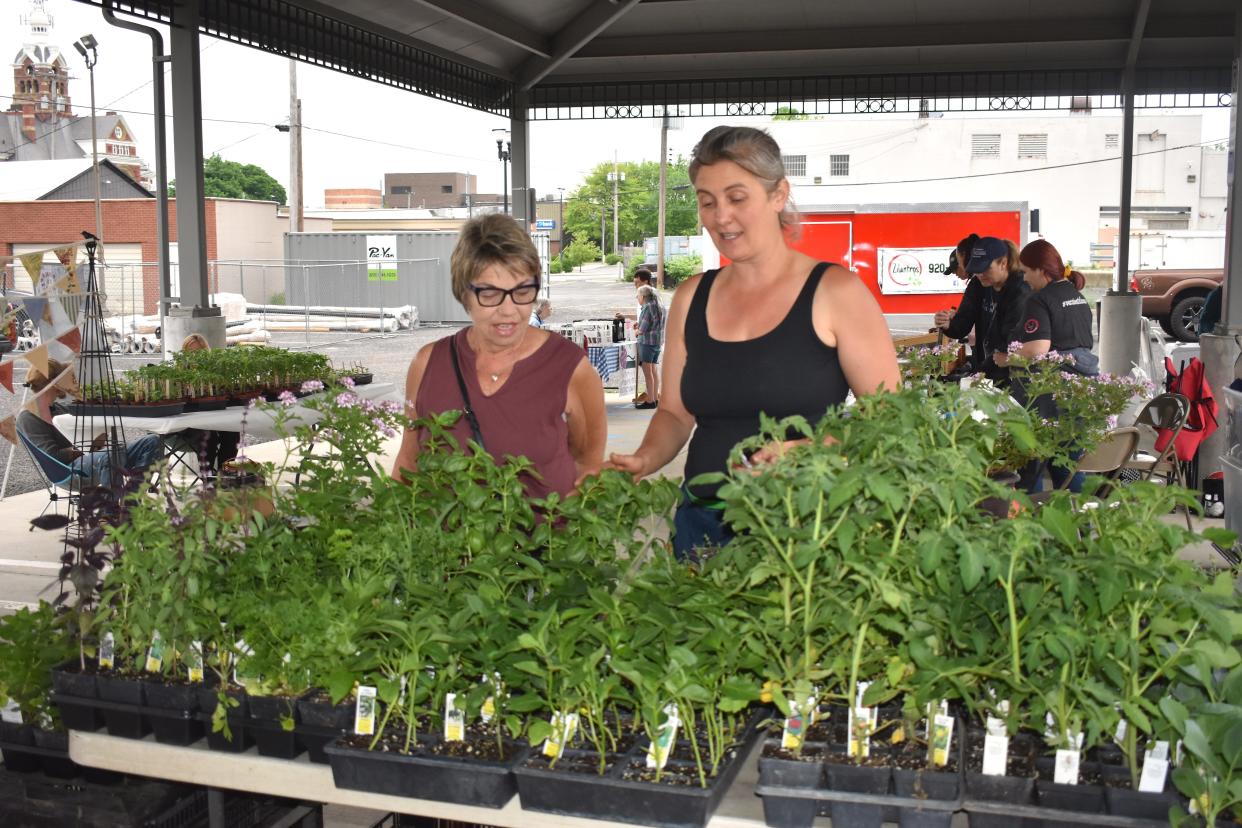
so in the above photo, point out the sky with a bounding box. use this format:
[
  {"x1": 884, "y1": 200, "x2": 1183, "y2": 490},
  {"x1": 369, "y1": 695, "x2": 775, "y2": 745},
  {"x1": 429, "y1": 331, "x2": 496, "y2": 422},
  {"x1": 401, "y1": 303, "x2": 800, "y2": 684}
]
[{"x1": 1, "y1": 0, "x2": 1231, "y2": 209}]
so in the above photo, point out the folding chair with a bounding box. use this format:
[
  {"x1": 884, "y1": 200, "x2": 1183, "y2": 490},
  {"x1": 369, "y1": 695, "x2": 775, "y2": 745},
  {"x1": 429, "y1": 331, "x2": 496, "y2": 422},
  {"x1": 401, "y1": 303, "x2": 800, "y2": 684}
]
[
  {"x1": 15, "y1": 420, "x2": 88, "y2": 523},
  {"x1": 1121, "y1": 393, "x2": 1193, "y2": 528},
  {"x1": 1064, "y1": 427, "x2": 1141, "y2": 498}
]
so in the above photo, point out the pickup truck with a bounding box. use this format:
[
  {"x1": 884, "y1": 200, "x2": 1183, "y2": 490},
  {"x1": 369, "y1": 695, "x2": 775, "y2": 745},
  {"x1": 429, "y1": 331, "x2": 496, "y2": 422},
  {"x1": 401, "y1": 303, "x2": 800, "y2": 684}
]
[{"x1": 1130, "y1": 267, "x2": 1223, "y2": 342}]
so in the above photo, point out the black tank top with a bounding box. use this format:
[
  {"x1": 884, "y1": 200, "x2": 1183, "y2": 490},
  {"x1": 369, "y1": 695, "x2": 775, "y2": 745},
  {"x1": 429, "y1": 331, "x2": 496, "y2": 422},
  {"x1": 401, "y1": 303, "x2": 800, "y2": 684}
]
[{"x1": 682, "y1": 263, "x2": 850, "y2": 497}]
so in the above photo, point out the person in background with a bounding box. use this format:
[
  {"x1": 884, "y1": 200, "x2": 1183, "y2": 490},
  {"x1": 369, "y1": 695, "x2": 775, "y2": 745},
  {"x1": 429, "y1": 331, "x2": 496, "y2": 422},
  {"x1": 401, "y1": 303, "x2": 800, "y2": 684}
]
[
  {"x1": 609, "y1": 125, "x2": 900, "y2": 560},
  {"x1": 1012, "y1": 238, "x2": 1098, "y2": 493},
  {"x1": 176, "y1": 333, "x2": 241, "y2": 472},
  {"x1": 1199, "y1": 284, "x2": 1222, "y2": 337},
  {"x1": 632, "y1": 268, "x2": 656, "y2": 403},
  {"x1": 961, "y1": 237, "x2": 1032, "y2": 383},
  {"x1": 18, "y1": 360, "x2": 163, "y2": 488},
  {"x1": 635, "y1": 285, "x2": 664, "y2": 409},
  {"x1": 391, "y1": 214, "x2": 606, "y2": 498},
  {"x1": 933, "y1": 234, "x2": 990, "y2": 365},
  {"x1": 528, "y1": 298, "x2": 552, "y2": 329}
]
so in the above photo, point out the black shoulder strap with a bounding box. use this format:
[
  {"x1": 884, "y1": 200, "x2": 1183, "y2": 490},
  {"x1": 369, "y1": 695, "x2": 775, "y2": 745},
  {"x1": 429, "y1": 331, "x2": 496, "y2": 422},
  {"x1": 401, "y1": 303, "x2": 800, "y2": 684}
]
[{"x1": 448, "y1": 337, "x2": 486, "y2": 451}]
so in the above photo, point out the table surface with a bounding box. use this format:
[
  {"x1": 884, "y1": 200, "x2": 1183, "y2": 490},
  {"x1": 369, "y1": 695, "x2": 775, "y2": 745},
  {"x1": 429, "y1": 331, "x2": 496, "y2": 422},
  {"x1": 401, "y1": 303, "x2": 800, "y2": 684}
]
[
  {"x1": 69, "y1": 730, "x2": 768, "y2": 828},
  {"x1": 52, "y1": 382, "x2": 399, "y2": 442}
]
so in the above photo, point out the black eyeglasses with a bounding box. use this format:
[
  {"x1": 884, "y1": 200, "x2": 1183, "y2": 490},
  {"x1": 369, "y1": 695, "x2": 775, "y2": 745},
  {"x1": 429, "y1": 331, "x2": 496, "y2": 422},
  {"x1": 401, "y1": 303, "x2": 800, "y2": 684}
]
[{"x1": 469, "y1": 283, "x2": 540, "y2": 307}]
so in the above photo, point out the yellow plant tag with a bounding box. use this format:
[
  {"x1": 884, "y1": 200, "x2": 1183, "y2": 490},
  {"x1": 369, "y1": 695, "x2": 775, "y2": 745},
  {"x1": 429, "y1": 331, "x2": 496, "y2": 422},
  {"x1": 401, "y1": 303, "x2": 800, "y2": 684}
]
[
  {"x1": 780, "y1": 695, "x2": 812, "y2": 750},
  {"x1": 645, "y1": 704, "x2": 680, "y2": 770},
  {"x1": 354, "y1": 685, "x2": 377, "y2": 736},
  {"x1": 188, "y1": 641, "x2": 204, "y2": 683},
  {"x1": 542, "y1": 711, "x2": 578, "y2": 759},
  {"x1": 930, "y1": 713, "x2": 954, "y2": 767},
  {"x1": 144, "y1": 630, "x2": 164, "y2": 673},
  {"x1": 444, "y1": 693, "x2": 465, "y2": 742},
  {"x1": 848, "y1": 706, "x2": 876, "y2": 758}
]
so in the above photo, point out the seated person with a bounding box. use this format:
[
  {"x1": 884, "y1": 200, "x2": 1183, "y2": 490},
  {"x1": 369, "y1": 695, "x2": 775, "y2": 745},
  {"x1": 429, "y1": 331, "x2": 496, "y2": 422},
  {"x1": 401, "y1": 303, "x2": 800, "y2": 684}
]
[{"x1": 20, "y1": 360, "x2": 163, "y2": 488}]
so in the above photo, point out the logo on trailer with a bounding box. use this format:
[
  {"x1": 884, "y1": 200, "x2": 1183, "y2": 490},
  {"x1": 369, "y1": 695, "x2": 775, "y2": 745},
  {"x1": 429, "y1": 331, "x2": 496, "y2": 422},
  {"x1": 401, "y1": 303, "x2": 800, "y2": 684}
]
[{"x1": 886, "y1": 254, "x2": 923, "y2": 287}]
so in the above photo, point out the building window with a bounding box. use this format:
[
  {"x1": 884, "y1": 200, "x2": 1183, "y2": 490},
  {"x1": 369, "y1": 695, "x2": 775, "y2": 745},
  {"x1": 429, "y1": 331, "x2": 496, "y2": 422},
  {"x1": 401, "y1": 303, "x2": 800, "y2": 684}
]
[
  {"x1": 971, "y1": 134, "x2": 1001, "y2": 159},
  {"x1": 829, "y1": 155, "x2": 850, "y2": 177},
  {"x1": 441, "y1": 185, "x2": 453, "y2": 193},
  {"x1": 391, "y1": 186, "x2": 411, "y2": 194},
  {"x1": 1105, "y1": 133, "x2": 1119, "y2": 150},
  {"x1": 1017, "y1": 134, "x2": 1047, "y2": 159},
  {"x1": 781, "y1": 154, "x2": 807, "y2": 177}
]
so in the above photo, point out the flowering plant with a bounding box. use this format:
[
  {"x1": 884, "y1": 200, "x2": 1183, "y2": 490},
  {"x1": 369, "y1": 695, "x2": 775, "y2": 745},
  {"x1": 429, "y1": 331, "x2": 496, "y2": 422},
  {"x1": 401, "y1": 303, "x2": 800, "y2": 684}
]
[{"x1": 899, "y1": 344, "x2": 967, "y2": 386}]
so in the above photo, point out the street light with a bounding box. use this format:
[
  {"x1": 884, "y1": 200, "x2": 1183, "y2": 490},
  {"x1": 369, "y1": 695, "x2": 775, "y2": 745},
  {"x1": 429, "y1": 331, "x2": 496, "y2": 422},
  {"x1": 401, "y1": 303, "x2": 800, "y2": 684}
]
[
  {"x1": 492, "y1": 127, "x2": 511, "y2": 215},
  {"x1": 557, "y1": 187, "x2": 565, "y2": 265},
  {"x1": 74, "y1": 34, "x2": 102, "y2": 242}
]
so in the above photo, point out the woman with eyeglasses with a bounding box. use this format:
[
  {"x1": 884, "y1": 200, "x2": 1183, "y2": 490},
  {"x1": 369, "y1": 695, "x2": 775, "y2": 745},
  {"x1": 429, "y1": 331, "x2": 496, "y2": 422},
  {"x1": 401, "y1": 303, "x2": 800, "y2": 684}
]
[{"x1": 391, "y1": 214, "x2": 606, "y2": 497}]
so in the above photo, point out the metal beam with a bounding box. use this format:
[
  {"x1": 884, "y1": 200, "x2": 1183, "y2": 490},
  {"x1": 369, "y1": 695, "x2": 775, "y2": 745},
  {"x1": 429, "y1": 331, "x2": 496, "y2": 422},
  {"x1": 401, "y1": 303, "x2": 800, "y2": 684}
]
[
  {"x1": 407, "y1": 0, "x2": 550, "y2": 58},
  {"x1": 169, "y1": 0, "x2": 212, "y2": 313},
  {"x1": 1223, "y1": 8, "x2": 1242, "y2": 332},
  {"x1": 517, "y1": 0, "x2": 642, "y2": 91},
  {"x1": 575, "y1": 16, "x2": 1226, "y2": 60}
]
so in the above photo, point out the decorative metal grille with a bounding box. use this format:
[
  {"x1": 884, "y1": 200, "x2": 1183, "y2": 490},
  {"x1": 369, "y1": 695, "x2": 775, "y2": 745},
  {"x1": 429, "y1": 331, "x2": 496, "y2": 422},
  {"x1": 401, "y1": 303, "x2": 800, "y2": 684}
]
[
  {"x1": 781, "y1": 154, "x2": 807, "y2": 177},
  {"x1": 971, "y1": 134, "x2": 1001, "y2": 159},
  {"x1": 829, "y1": 155, "x2": 849, "y2": 177},
  {"x1": 1017, "y1": 134, "x2": 1048, "y2": 159}
]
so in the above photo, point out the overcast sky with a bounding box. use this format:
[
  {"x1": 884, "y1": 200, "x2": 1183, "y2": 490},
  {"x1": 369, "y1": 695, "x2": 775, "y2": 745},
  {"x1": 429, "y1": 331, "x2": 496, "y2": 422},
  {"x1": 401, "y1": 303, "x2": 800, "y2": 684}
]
[{"x1": 2, "y1": 0, "x2": 1231, "y2": 209}]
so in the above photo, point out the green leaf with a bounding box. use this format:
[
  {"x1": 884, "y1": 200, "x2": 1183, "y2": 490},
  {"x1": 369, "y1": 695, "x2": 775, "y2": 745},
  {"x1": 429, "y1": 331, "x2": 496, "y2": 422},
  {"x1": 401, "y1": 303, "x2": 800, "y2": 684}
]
[
  {"x1": 959, "y1": 545, "x2": 983, "y2": 592},
  {"x1": 516, "y1": 633, "x2": 541, "y2": 652},
  {"x1": 1159, "y1": 697, "x2": 1189, "y2": 734},
  {"x1": 1121, "y1": 701, "x2": 1152, "y2": 735},
  {"x1": 1040, "y1": 505, "x2": 1077, "y2": 548},
  {"x1": 526, "y1": 719, "x2": 552, "y2": 745}
]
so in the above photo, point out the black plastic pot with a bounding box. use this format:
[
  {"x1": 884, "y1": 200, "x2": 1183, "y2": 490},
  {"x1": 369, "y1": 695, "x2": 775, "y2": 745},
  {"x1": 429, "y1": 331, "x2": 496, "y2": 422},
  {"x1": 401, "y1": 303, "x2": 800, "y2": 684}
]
[
  {"x1": 50, "y1": 662, "x2": 104, "y2": 732},
  {"x1": 143, "y1": 681, "x2": 204, "y2": 746},
  {"x1": 1033, "y1": 757, "x2": 1105, "y2": 822},
  {"x1": 247, "y1": 717, "x2": 302, "y2": 759},
  {"x1": 1101, "y1": 766, "x2": 1183, "y2": 820},
  {"x1": 824, "y1": 756, "x2": 892, "y2": 828},
  {"x1": 893, "y1": 766, "x2": 960, "y2": 828},
  {"x1": 32, "y1": 727, "x2": 77, "y2": 779},
  {"x1": 95, "y1": 674, "x2": 149, "y2": 739},
  {"x1": 757, "y1": 744, "x2": 824, "y2": 828},
  {"x1": 0, "y1": 722, "x2": 41, "y2": 773},
  {"x1": 296, "y1": 694, "x2": 354, "y2": 764},
  {"x1": 964, "y1": 771, "x2": 1036, "y2": 828},
  {"x1": 326, "y1": 736, "x2": 529, "y2": 808},
  {"x1": 247, "y1": 693, "x2": 300, "y2": 723}
]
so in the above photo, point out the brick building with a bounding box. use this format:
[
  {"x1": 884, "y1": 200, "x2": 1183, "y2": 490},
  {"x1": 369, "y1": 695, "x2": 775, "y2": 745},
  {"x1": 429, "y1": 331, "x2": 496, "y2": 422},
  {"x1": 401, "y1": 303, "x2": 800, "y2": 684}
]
[
  {"x1": 325, "y1": 187, "x2": 382, "y2": 209},
  {"x1": 382, "y1": 171, "x2": 502, "y2": 210}
]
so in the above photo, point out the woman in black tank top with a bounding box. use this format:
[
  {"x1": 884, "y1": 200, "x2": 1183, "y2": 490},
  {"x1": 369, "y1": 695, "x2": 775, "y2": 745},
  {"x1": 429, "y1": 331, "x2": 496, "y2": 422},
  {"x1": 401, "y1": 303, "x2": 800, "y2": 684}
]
[{"x1": 608, "y1": 126, "x2": 901, "y2": 561}]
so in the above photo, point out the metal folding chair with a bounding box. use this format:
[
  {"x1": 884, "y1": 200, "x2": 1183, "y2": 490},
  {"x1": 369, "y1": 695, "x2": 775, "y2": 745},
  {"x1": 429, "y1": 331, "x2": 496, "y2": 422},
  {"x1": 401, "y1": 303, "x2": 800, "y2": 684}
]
[
  {"x1": 1121, "y1": 393, "x2": 1192, "y2": 528},
  {"x1": 15, "y1": 419, "x2": 88, "y2": 523},
  {"x1": 1065, "y1": 426, "x2": 1142, "y2": 498}
]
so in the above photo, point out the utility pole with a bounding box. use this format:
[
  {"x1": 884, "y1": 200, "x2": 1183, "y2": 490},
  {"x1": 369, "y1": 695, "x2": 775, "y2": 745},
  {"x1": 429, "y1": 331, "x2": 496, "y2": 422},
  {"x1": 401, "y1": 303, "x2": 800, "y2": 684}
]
[
  {"x1": 657, "y1": 114, "x2": 669, "y2": 290},
  {"x1": 608, "y1": 153, "x2": 625, "y2": 262},
  {"x1": 600, "y1": 206, "x2": 607, "y2": 264},
  {"x1": 288, "y1": 60, "x2": 303, "y2": 233}
]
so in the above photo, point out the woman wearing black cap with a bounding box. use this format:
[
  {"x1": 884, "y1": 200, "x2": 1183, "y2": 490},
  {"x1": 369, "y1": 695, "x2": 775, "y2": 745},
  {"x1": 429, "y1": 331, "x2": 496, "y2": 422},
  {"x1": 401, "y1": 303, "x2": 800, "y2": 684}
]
[{"x1": 962, "y1": 237, "x2": 1032, "y2": 383}]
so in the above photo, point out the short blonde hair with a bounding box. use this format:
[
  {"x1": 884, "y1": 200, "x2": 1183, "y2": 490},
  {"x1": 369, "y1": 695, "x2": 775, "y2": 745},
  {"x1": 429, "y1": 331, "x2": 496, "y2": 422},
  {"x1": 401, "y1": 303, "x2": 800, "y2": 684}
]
[
  {"x1": 450, "y1": 214, "x2": 541, "y2": 306},
  {"x1": 181, "y1": 333, "x2": 210, "y2": 352}
]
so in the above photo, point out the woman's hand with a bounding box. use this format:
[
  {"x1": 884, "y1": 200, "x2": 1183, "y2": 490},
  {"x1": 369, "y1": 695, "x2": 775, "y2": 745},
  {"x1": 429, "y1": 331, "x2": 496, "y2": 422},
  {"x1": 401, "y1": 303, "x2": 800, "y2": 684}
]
[
  {"x1": 606, "y1": 451, "x2": 650, "y2": 481},
  {"x1": 741, "y1": 439, "x2": 810, "y2": 470},
  {"x1": 933, "y1": 308, "x2": 955, "y2": 329}
]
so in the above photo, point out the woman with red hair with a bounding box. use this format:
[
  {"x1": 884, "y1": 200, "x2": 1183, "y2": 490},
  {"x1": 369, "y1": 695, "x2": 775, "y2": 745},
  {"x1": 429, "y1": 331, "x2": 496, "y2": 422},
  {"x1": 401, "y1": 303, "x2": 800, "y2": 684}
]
[{"x1": 1012, "y1": 239, "x2": 1098, "y2": 492}]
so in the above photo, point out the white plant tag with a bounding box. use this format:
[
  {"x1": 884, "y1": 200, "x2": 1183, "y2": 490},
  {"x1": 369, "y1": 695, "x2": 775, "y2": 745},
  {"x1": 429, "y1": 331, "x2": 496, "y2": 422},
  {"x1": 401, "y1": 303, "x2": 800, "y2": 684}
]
[
  {"x1": 444, "y1": 693, "x2": 465, "y2": 742},
  {"x1": 646, "y1": 703, "x2": 681, "y2": 770},
  {"x1": 1175, "y1": 740, "x2": 1184, "y2": 767},
  {"x1": 982, "y1": 733, "x2": 1009, "y2": 776},
  {"x1": 930, "y1": 713, "x2": 955, "y2": 768},
  {"x1": 1114, "y1": 717, "x2": 1128, "y2": 744},
  {"x1": 1054, "y1": 748, "x2": 1080, "y2": 785},
  {"x1": 354, "y1": 686, "x2": 377, "y2": 736},
  {"x1": 188, "y1": 641, "x2": 204, "y2": 683},
  {"x1": 99, "y1": 631, "x2": 115, "y2": 670},
  {"x1": 1, "y1": 698, "x2": 22, "y2": 724},
  {"x1": 1138, "y1": 741, "x2": 1170, "y2": 793},
  {"x1": 985, "y1": 716, "x2": 1006, "y2": 737},
  {"x1": 848, "y1": 706, "x2": 876, "y2": 759},
  {"x1": 542, "y1": 711, "x2": 579, "y2": 759},
  {"x1": 144, "y1": 630, "x2": 164, "y2": 673}
]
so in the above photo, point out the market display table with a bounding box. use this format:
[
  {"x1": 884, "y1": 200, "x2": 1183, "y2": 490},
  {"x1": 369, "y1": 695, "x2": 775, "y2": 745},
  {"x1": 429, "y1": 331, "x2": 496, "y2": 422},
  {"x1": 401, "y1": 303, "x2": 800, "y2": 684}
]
[
  {"x1": 588, "y1": 341, "x2": 633, "y2": 383},
  {"x1": 68, "y1": 730, "x2": 768, "y2": 828},
  {"x1": 51, "y1": 382, "x2": 399, "y2": 443}
]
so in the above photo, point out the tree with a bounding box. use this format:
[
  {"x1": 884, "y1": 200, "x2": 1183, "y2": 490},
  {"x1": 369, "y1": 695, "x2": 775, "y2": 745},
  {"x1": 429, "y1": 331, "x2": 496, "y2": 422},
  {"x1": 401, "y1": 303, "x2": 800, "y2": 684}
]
[
  {"x1": 563, "y1": 158, "x2": 699, "y2": 255},
  {"x1": 562, "y1": 239, "x2": 602, "y2": 272},
  {"x1": 168, "y1": 155, "x2": 287, "y2": 203},
  {"x1": 773, "y1": 106, "x2": 810, "y2": 121}
]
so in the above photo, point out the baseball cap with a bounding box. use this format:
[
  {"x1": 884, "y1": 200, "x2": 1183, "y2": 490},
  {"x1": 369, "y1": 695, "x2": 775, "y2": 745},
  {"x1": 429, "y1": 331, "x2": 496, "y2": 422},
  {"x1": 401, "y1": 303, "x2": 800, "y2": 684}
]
[
  {"x1": 964, "y1": 237, "x2": 1009, "y2": 275},
  {"x1": 946, "y1": 249, "x2": 958, "y2": 274}
]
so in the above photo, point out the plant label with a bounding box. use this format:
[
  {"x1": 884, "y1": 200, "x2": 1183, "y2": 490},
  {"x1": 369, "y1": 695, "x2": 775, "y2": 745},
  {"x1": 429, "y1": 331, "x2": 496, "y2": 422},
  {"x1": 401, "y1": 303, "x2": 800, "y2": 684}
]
[
  {"x1": 99, "y1": 631, "x2": 114, "y2": 670},
  {"x1": 985, "y1": 715, "x2": 1006, "y2": 737},
  {"x1": 982, "y1": 733, "x2": 1008, "y2": 776},
  {"x1": 926, "y1": 700, "x2": 949, "y2": 741},
  {"x1": 646, "y1": 703, "x2": 680, "y2": 770},
  {"x1": 543, "y1": 711, "x2": 579, "y2": 760},
  {"x1": 930, "y1": 713, "x2": 954, "y2": 768},
  {"x1": 1138, "y1": 741, "x2": 1170, "y2": 793},
  {"x1": 480, "y1": 672, "x2": 502, "y2": 723},
  {"x1": 781, "y1": 700, "x2": 809, "y2": 751},
  {"x1": 354, "y1": 685, "x2": 377, "y2": 736},
  {"x1": 848, "y1": 706, "x2": 876, "y2": 759},
  {"x1": 444, "y1": 693, "x2": 465, "y2": 742},
  {"x1": 144, "y1": 630, "x2": 164, "y2": 673},
  {"x1": 1, "y1": 698, "x2": 21, "y2": 724},
  {"x1": 188, "y1": 641, "x2": 204, "y2": 683},
  {"x1": 1053, "y1": 748, "x2": 1080, "y2": 785}
]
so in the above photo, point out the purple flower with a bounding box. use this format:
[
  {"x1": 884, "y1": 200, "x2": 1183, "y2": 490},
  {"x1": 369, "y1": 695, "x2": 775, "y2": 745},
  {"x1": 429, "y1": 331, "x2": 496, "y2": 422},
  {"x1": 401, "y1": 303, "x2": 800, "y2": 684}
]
[
  {"x1": 278, "y1": 390, "x2": 297, "y2": 407},
  {"x1": 1107, "y1": 414, "x2": 1119, "y2": 429},
  {"x1": 335, "y1": 392, "x2": 358, "y2": 408},
  {"x1": 381, "y1": 400, "x2": 403, "y2": 415},
  {"x1": 340, "y1": 376, "x2": 356, "y2": 389},
  {"x1": 247, "y1": 397, "x2": 260, "y2": 410},
  {"x1": 301, "y1": 379, "x2": 324, "y2": 393}
]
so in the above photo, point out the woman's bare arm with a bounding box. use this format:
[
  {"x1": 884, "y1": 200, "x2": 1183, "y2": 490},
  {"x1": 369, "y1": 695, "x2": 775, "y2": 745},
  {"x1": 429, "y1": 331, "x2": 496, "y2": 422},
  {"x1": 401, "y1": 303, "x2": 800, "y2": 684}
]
[
  {"x1": 565, "y1": 356, "x2": 607, "y2": 482},
  {"x1": 390, "y1": 343, "x2": 434, "y2": 482}
]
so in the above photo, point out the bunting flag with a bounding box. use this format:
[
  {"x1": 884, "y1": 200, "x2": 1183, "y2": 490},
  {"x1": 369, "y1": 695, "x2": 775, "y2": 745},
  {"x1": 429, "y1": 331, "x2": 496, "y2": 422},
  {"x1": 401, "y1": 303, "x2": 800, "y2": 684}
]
[
  {"x1": 0, "y1": 415, "x2": 16, "y2": 447},
  {"x1": 0, "y1": 361, "x2": 11, "y2": 393},
  {"x1": 19, "y1": 252, "x2": 44, "y2": 283},
  {"x1": 22, "y1": 343, "x2": 48, "y2": 379},
  {"x1": 21, "y1": 296, "x2": 48, "y2": 324},
  {"x1": 56, "y1": 328, "x2": 81, "y2": 354},
  {"x1": 52, "y1": 245, "x2": 76, "y2": 268}
]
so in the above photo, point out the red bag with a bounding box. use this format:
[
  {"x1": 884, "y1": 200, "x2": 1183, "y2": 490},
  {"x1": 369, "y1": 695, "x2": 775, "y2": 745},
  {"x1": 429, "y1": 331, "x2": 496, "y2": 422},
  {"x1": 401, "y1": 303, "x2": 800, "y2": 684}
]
[{"x1": 1155, "y1": 357, "x2": 1218, "y2": 462}]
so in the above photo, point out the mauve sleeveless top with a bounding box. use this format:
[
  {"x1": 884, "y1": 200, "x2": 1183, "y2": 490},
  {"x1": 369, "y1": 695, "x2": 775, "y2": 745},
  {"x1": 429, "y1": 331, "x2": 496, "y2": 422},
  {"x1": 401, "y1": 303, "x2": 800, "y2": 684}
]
[{"x1": 415, "y1": 328, "x2": 584, "y2": 499}]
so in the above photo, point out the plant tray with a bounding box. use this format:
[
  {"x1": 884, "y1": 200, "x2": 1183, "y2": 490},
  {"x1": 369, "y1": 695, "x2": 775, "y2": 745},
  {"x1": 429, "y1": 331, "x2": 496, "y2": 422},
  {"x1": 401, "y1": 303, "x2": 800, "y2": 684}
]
[
  {"x1": 68, "y1": 402, "x2": 185, "y2": 418},
  {"x1": 325, "y1": 737, "x2": 530, "y2": 808},
  {"x1": 50, "y1": 692, "x2": 204, "y2": 746},
  {"x1": 245, "y1": 717, "x2": 304, "y2": 760},
  {"x1": 515, "y1": 710, "x2": 767, "y2": 828},
  {"x1": 183, "y1": 398, "x2": 229, "y2": 411}
]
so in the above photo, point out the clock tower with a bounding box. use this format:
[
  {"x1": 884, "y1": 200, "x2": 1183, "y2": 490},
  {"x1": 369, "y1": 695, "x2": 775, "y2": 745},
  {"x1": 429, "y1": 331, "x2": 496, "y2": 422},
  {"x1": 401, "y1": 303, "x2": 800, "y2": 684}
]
[{"x1": 10, "y1": 0, "x2": 72, "y2": 143}]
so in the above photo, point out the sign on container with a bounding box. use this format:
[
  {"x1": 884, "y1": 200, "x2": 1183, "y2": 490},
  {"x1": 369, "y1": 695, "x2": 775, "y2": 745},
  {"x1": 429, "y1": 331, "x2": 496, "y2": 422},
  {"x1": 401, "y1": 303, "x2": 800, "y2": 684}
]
[
  {"x1": 876, "y1": 247, "x2": 964, "y2": 295},
  {"x1": 366, "y1": 235, "x2": 398, "y2": 282}
]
